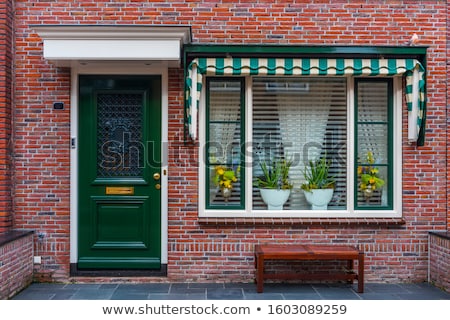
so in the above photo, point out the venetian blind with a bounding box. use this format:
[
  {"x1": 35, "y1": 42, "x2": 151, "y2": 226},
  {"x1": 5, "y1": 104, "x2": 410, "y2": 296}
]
[
  {"x1": 207, "y1": 80, "x2": 243, "y2": 207},
  {"x1": 252, "y1": 77, "x2": 348, "y2": 210},
  {"x1": 356, "y1": 81, "x2": 390, "y2": 207}
]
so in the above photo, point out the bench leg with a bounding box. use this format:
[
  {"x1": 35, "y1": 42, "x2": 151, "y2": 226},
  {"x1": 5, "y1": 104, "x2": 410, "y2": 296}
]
[
  {"x1": 357, "y1": 252, "x2": 364, "y2": 293},
  {"x1": 256, "y1": 255, "x2": 264, "y2": 293},
  {"x1": 346, "y1": 259, "x2": 354, "y2": 284}
]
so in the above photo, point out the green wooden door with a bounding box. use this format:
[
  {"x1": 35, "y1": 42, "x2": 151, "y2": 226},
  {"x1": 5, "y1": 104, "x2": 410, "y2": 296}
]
[{"x1": 78, "y1": 75, "x2": 161, "y2": 269}]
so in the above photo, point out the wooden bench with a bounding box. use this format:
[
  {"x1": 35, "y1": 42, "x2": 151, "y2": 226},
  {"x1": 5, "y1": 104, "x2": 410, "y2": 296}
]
[{"x1": 255, "y1": 244, "x2": 364, "y2": 293}]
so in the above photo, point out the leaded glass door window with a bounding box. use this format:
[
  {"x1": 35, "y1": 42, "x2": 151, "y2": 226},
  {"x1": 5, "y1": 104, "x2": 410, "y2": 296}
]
[{"x1": 97, "y1": 93, "x2": 144, "y2": 177}]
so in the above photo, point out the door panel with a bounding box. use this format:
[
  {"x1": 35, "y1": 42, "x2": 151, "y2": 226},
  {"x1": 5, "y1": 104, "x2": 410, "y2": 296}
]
[
  {"x1": 91, "y1": 197, "x2": 149, "y2": 249},
  {"x1": 78, "y1": 75, "x2": 161, "y2": 269}
]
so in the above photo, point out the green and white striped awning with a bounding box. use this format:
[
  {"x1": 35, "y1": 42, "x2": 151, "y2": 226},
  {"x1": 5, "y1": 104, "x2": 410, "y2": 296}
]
[{"x1": 186, "y1": 57, "x2": 425, "y2": 142}]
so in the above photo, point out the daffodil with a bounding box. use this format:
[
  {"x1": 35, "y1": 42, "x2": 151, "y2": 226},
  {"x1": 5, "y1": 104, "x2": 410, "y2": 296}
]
[
  {"x1": 213, "y1": 165, "x2": 239, "y2": 190},
  {"x1": 358, "y1": 151, "x2": 385, "y2": 195}
]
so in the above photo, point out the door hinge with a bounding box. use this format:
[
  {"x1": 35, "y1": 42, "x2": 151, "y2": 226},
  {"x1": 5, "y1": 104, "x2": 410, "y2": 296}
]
[{"x1": 71, "y1": 137, "x2": 76, "y2": 149}]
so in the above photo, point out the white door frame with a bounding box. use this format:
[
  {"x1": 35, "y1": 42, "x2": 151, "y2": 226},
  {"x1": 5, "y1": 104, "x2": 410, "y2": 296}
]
[{"x1": 69, "y1": 61, "x2": 169, "y2": 266}]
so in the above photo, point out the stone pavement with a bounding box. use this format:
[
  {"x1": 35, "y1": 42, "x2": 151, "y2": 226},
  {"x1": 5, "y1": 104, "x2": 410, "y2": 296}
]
[{"x1": 12, "y1": 282, "x2": 450, "y2": 300}]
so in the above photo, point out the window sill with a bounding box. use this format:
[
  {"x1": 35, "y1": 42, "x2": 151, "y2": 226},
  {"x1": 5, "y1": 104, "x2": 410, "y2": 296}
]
[{"x1": 198, "y1": 217, "x2": 405, "y2": 226}]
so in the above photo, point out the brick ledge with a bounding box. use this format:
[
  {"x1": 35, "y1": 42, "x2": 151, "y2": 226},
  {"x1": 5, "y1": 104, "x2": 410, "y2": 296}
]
[
  {"x1": 429, "y1": 231, "x2": 450, "y2": 240},
  {"x1": 0, "y1": 230, "x2": 34, "y2": 247},
  {"x1": 198, "y1": 217, "x2": 406, "y2": 226}
]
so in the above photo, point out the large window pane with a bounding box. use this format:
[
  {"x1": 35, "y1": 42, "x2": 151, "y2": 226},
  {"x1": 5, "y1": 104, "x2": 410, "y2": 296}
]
[
  {"x1": 356, "y1": 80, "x2": 392, "y2": 209},
  {"x1": 252, "y1": 77, "x2": 347, "y2": 210},
  {"x1": 206, "y1": 79, "x2": 244, "y2": 209}
]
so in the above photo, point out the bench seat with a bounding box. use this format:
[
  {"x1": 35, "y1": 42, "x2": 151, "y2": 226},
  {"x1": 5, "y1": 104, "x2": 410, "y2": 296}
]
[{"x1": 255, "y1": 244, "x2": 364, "y2": 293}]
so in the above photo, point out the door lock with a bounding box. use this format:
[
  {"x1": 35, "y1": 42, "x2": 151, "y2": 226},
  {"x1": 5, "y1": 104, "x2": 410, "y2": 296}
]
[
  {"x1": 155, "y1": 183, "x2": 161, "y2": 190},
  {"x1": 153, "y1": 173, "x2": 161, "y2": 180}
]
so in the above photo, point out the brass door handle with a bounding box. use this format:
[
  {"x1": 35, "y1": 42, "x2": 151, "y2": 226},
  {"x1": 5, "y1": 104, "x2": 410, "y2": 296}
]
[
  {"x1": 153, "y1": 173, "x2": 161, "y2": 180},
  {"x1": 155, "y1": 183, "x2": 161, "y2": 190}
]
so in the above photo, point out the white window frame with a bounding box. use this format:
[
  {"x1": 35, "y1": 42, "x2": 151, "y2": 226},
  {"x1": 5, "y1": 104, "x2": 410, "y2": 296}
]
[{"x1": 199, "y1": 76, "x2": 402, "y2": 218}]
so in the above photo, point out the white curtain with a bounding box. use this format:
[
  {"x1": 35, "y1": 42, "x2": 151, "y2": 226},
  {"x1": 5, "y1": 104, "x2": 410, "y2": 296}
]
[{"x1": 278, "y1": 81, "x2": 333, "y2": 209}]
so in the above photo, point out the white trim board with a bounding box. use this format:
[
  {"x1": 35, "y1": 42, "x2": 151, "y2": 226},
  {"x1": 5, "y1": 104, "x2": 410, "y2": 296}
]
[{"x1": 34, "y1": 25, "x2": 191, "y2": 67}]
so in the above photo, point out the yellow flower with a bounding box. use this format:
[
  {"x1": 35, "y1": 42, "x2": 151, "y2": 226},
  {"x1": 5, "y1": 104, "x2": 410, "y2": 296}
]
[
  {"x1": 358, "y1": 151, "x2": 385, "y2": 195},
  {"x1": 223, "y1": 180, "x2": 232, "y2": 189},
  {"x1": 213, "y1": 165, "x2": 238, "y2": 190}
]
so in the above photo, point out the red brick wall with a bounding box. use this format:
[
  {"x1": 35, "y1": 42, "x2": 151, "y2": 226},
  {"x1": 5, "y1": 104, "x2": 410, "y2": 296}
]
[
  {"x1": 0, "y1": 232, "x2": 34, "y2": 299},
  {"x1": 0, "y1": 0, "x2": 13, "y2": 234},
  {"x1": 12, "y1": 0, "x2": 448, "y2": 282},
  {"x1": 429, "y1": 233, "x2": 450, "y2": 292},
  {"x1": 447, "y1": 0, "x2": 450, "y2": 233}
]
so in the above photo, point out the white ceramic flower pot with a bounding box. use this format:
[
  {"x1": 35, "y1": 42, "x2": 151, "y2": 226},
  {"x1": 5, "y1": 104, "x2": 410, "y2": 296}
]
[
  {"x1": 303, "y1": 188, "x2": 334, "y2": 210},
  {"x1": 259, "y1": 189, "x2": 291, "y2": 210}
]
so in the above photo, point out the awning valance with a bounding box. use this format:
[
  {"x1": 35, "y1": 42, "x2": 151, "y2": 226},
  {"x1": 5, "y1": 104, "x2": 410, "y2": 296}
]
[{"x1": 186, "y1": 57, "x2": 425, "y2": 143}]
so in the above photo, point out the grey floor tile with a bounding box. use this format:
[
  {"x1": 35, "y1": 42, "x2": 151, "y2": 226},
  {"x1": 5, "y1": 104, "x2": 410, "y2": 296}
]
[
  {"x1": 169, "y1": 285, "x2": 206, "y2": 295},
  {"x1": 395, "y1": 293, "x2": 446, "y2": 300},
  {"x1": 110, "y1": 291, "x2": 151, "y2": 300},
  {"x1": 403, "y1": 283, "x2": 450, "y2": 297},
  {"x1": 65, "y1": 284, "x2": 102, "y2": 290},
  {"x1": 260, "y1": 283, "x2": 316, "y2": 293},
  {"x1": 207, "y1": 288, "x2": 244, "y2": 300},
  {"x1": 313, "y1": 284, "x2": 359, "y2": 294},
  {"x1": 360, "y1": 293, "x2": 403, "y2": 300},
  {"x1": 116, "y1": 283, "x2": 170, "y2": 294},
  {"x1": 189, "y1": 283, "x2": 226, "y2": 289},
  {"x1": 71, "y1": 289, "x2": 115, "y2": 300},
  {"x1": 28, "y1": 283, "x2": 67, "y2": 290},
  {"x1": 314, "y1": 286, "x2": 361, "y2": 300},
  {"x1": 282, "y1": 293, "x2": 323, "y2": 300},
  {"x1": 318, "y1": 293, "x2": 361, "y2": 300},
  {"x1": 50, "y1": 289, "x2": 78, "y2": 300},
  {"x1": 12, "y1": 291, "x2": 55, "y2": 300},
  {"x1": 365, "y1": 283, "x2": 407, "y2": 293},
  {"x1": 169, "y1": 283, "x2": 189, "y2": 289},
  {"x1": 99, "y1": 284, "x2": 119, "y2": 290},
  {"x1": 244, "y1": 293, "x2": 284, "y2": 300},
  {"x1": 224, "y1": 283, "x2": 256, "y2": 290},
  {"x1": 11, "y1": 283, "x2": 63, "y2": 298},
  {"x1": 148, "y1": 293, "x2": 207, "y2": 300}
]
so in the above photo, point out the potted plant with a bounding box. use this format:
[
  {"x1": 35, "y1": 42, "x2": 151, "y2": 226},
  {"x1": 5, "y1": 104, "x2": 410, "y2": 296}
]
[
  {"x1": 254, "y1": 158, "x2": 293, "y2": 210},
  {"x1": 301, "y1": 156, "x2": 335, "y2": 210},
  {"x1": 357, "y1": 151, "x2": 385, "y2": 202},
  {"x1": 213, "y1": 165, "x2": 238, "y2": 201}
]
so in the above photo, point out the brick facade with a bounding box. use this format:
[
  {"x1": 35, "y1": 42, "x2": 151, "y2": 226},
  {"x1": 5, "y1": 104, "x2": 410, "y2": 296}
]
[
  {"x1": 0, "y1": 0, "x2": 13, "y2": 233},
  {"x1": 1, "y1": 0, "x2": 448, "y2": 285},
  {"x1": 447, "y1": 0, "x2": 450, "y2": 233},
  {"x1": 0, "y1": 232, "x2": 34, "y2": 299},
  {"x1": 429, "y1": 233, "x2": 450, "y2": 292}
]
